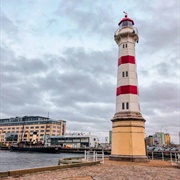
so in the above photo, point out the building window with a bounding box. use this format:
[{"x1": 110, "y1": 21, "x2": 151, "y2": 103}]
[
  {"x1": 35, "y1": 126, "x2": 39, "y2": 129},
  {"x1": 41, "y1": 126, "x2": 44, "y2": 128},
  {"x1": 126, "y1": 44, "x2": 127, "y2": 48},
  {"x1": 126, "y1": 102, "x2": 129, "y2": 109},
  {"x1": 122, "y1": 103, "x2": 125, "y2": 110},
  {"x1": 126, "y1": 71, "x2": 128, "y2": 77},
  {"x1": 30, "y1": 127, "x2": 34, "y2": 129},
  {"x1": 123, "y1": 44, "x2": 124, "y2": 48},
  {"x1": 40, "y1": 130, "x2": 44, "y2": 132},
  {"x1": 122, "y1": 72, "x2": 125, "y2": 77}
]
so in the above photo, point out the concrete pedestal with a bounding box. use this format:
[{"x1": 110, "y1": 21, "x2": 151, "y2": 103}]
[
  {"x1": 109, "y1": 155, "x2": 148, "y2": 162},
  {"x1": 110, "y1": 111, "x2": 148, "y2": 162}
]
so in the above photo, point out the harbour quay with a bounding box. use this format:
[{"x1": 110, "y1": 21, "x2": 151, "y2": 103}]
[{"x1": 1, "y1": 159, "x2": 179, "y2": 180}]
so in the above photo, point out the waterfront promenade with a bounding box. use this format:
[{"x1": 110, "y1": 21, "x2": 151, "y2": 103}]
[{"x1": 2, "y1": 159, "x2": 179, "y2": 180}]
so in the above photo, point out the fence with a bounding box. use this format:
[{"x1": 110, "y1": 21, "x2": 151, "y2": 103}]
[
  {"x1": 84, "y1": 150, "x2": 179, "y2": 164},
  {"x1": 147, "y1": 151, "x2": 179, "y2": 163},
  {"x1": 84, "y1": 150, "x2": 104, "y2": 164}
]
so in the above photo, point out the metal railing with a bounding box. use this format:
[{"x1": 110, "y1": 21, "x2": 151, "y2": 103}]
[
  {"x1": 147, "y1": 151, "x2": 179, "y2": 163},
  {"x1": 84, "y1": 150, "x2": 104, "y2": 164}
]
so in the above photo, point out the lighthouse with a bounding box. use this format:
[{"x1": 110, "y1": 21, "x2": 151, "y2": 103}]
[{"x1": 109, "y1": 13, "x2": 148, "y2": 162}]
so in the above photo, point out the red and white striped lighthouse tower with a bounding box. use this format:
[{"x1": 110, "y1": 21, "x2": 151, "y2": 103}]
[{"x1": 109, "y1": 13, "x2": 148, "y2": 162}]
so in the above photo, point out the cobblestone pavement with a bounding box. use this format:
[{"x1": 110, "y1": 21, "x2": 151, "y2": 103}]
[{"x1": 3, "y1": 160, "x2": 179, "y2": 180}]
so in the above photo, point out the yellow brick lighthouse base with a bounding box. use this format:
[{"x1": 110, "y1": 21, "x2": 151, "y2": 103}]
[{"x1": 109, "y1": 112, "x2": 148, "y2": 162}]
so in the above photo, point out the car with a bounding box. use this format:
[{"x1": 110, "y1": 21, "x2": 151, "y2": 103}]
[
  {"x1": 153, "y1": 147, "x2": 161, "y2": 152},
  {"x1": 170, "y1": 147, "x2": 178, "y2": 152},
  {"x1": 164, "y1": 148, "x2": 171, "y2": 152},
  {"x1": 147, "y1": 146, "x2": 155, "y2": 151}
]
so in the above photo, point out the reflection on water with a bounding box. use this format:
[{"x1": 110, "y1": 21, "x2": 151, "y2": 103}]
[{"x1": 0, "y1": 150, "x2": 83, "y2": 171}]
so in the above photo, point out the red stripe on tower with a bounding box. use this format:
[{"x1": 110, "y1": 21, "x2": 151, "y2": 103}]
[
  {"x1": 116, "y1": 85, "x2": 138, "y2": 96},
  {"x1": 118, "y1": 56, "x2": 135, "y2": 66}
]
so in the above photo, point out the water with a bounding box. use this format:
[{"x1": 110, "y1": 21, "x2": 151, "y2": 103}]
[{"x1": 0, "y1": 150, "x2": 83, "y2": 171}]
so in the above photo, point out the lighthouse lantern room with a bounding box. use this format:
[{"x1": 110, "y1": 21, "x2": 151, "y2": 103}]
[{"x1": 109, "y1": 13, "x2": 148, "y2": 162}]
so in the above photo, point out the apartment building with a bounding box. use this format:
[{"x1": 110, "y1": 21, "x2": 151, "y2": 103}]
[
  {"x1": 146, "y1": 132, "x2": 171, "y2": 147},
  {"x1": 0, "y1": 116, "x2": 66, "y2": 143}
]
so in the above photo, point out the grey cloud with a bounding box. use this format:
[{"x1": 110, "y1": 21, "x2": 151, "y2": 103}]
[
  {"x1": 139, "y1": 70, "x2": 149, "y2": 76},
  {"x1": 56, "y1": 0, "x2": 116, "y2": 38},
  {"x1": 140, "y1": 81, "x2": 179, "y2": 118},
  {"x1": 46, "y1": 19, "x2": 57, "y2": 27},
  {"x1": 154, "y1": 52, "x2": 179, "y2": 78},
  {"x1": 1, "y1": 45, "x2": 48, "y2": 79},
  {"x1": 156, "y1": 62, "x2": 176, "y2": 77},
  {"x1": 1, "y1": 45, "x2": 116, "y2": 128},
  {"x1": 133, "y1": 1, "x2": 179, "y2": 53},
  {"x1": 0, "y1": 13, "x2": 18, "y2": 35}
]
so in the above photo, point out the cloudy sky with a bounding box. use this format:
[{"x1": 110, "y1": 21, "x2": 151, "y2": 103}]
[{"x1": 0, "y1": 0, "x2": 179, "y2": 143}]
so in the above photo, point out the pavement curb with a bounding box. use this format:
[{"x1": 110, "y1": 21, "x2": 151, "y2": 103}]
[{"x1": 0, "y1": 161, "x2": 101, "y2": 178}]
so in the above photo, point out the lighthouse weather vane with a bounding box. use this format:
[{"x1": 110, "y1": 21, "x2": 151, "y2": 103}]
[{"x1": 123, "y1": 11, "x2": 128, "y2": 16}]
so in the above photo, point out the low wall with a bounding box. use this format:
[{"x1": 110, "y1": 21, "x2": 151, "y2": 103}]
[{"x1": 0, "y1": 161, "x2": 100, "y2": 178}]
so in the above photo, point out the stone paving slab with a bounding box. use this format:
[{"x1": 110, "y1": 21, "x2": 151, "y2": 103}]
[{"x1": 2, "y1": 159, "x2": 179, "y2": 180}]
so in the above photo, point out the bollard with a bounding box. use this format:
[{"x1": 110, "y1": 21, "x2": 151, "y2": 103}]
[
  {"x1": 93, "y1": 151, "x2": 95, "y2": 161},
  {"x1": 84, "y1": 150, "x2": 86, "y2": 160},
  {"x1": 178, "y1": 153, "x2": 180, "y2": 163},
  {"x1": 102, "y1": 150, "x2": 104, "y2": 164},
  {"x1": 175, "y1": 153, "x2": 177, "y2": 162},
  {"x1": 161, "y1": 151, "x2": 164, "y2": 161},
  {"x1": 170, "y1": 152, "x2": 172, "y2": 162}
]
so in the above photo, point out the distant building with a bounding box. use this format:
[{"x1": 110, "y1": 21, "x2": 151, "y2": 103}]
[
  {"x1": 145, "y1": 135, "x2": 153, "y2": 146},
  {"x1": 48, "y1": 134, "x2": 99, "y2": 148},
  {"x1": 146, "y1": 132, "x2": 171, "y2": 147},
  {"x1": 153, "y1": 132, "x2": 165, "y2": 146},
  {"x1": 164, "y1": 133, "x2": 171, "y2": 146},
  {"x1": 0, "y1": 116, "x2": 66, "y2": 144}
]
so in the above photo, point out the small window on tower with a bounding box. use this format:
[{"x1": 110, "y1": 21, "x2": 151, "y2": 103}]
[
  {"x1": 126, "y1": 71, "x2": 128, "y2": 77},
  {"x1": 126, "y1": 102, "x2": 129, "y2": 109},
  {"x1": 123, "y1": 44, "x2": 124, "y2": 48},
  {"x1": 126, "y1": 44, "x2": 127, "y2": 48},
  {"x1": 122, "y1": 72, "x2": 125, "y2": 77},
  {"x1": 122, "y1": 103, "x2": 125, "y2": 110}
]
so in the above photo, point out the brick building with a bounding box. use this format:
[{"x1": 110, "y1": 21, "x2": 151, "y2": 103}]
[{"x1": 0, "y1": 116, "x2": 66, "y2": 143}]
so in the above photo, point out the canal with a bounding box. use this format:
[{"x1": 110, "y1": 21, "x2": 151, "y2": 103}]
[{"x1": 0, "y1": 150, "x2": 83, "y2": 171}]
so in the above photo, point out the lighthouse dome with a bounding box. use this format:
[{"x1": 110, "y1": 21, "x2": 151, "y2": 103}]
[{"x1": 118, "y1": 15, "x2": 134, "y2": 28}]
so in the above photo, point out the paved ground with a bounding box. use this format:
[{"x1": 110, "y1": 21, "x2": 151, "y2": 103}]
[{"x1": 3, "y1": 159, "x2": 179, "y2": 180}]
